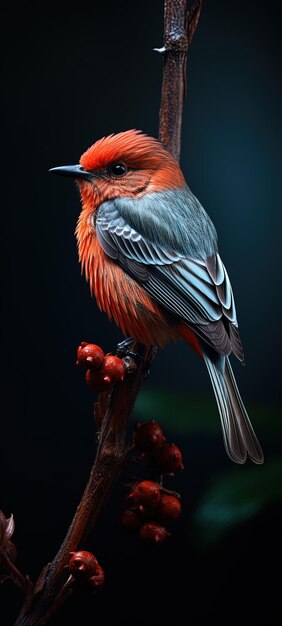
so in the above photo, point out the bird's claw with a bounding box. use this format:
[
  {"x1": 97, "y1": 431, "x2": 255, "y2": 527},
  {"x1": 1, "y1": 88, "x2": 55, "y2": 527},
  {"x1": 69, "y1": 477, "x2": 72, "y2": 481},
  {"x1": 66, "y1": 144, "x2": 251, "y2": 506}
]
[{"x1": 117, "y1": 338, "x2": 157, "y2": 377}]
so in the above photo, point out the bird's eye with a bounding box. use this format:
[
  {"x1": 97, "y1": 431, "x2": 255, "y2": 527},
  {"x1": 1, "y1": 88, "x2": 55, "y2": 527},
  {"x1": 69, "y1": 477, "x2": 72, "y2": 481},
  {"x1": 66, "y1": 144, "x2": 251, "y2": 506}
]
[{"x1": 109, "y1": 163, "x2": 127, "y2": 177}]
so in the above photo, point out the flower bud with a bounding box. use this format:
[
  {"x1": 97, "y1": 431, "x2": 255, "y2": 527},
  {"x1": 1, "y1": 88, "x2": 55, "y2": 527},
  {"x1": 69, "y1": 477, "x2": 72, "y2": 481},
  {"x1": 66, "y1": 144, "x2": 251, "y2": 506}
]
[{"x1": 76, "y1": 343, "x2": 104, "y2": 370}]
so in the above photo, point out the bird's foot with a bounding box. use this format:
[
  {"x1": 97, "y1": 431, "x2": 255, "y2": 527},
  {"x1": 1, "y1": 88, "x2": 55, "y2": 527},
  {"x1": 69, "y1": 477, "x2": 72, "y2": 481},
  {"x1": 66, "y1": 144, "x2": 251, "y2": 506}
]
[
  {"x1": 117, "y1": 338, "x2": 157, "y2": 377},
  {"x1": 117, "y1": 337, "x2": 139, "y2": 360}
]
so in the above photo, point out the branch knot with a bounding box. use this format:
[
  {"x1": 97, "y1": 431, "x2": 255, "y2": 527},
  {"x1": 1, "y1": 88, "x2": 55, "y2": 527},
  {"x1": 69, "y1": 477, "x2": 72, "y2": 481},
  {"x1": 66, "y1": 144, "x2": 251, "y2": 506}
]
[{"x1": 164, "y1": 31, "x2": 189, "y2": 53}]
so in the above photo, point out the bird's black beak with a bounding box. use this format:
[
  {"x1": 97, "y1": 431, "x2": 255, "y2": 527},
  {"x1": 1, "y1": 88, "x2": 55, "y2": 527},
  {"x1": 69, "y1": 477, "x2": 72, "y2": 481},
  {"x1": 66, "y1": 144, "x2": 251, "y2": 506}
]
[{"x1": 49, "y1": 164, "x2": 92, "y2": 181}]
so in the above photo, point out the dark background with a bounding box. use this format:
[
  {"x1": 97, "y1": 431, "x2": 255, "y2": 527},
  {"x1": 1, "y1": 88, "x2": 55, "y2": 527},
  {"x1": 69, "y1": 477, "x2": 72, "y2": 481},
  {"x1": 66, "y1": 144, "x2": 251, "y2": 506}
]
[{"x1": 1, "y1": 1, "x2": 281, "y2": 625}]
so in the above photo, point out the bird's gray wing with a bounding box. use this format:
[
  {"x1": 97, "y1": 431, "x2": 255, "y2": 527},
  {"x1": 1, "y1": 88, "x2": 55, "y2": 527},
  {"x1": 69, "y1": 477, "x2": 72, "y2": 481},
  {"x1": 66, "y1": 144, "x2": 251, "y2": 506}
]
[{"x1": 96, "y1": 198, "x2": 243, "y2": 359}]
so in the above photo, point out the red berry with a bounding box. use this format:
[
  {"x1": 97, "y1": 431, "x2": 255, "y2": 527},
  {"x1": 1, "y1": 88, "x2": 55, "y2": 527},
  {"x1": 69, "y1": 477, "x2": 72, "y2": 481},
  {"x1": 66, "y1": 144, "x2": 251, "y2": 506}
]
[
  {"x1": 121, "y1": 509, "x2": 143, "y2": 532},
  {"x1": 133, "y1": 420, "x2": 166, "y2": 452},
  {"x1": 157, "y1": 443, "x2": 184, "y2": 474},
  {"x1": 128, "y1": 481, "x2": 161, "y2": 511},
  {"x1": 102, "y1": 355, "x2": 126, "y2": 383},
  {"x1": 139, "y1": 521, "x2": 170, "y2": 544},
  {"x1": 156, "y1": 495, "x2": 182, "y2": 522},
  {"x1": 86, "y1": 368, "x2": 115, "y2": 393},
  {"x1": 86, "y1": 565, "x2": 105, "y2": 590},
  {"x1": 76, "y1": 343, "x2": 104, "y2": 370},
  {"x1": 68, "y1": 551, "x2": 99, "y2": 579},
  {"x1": 85, "y1": 355, "x2": 126, "y2": 393}
]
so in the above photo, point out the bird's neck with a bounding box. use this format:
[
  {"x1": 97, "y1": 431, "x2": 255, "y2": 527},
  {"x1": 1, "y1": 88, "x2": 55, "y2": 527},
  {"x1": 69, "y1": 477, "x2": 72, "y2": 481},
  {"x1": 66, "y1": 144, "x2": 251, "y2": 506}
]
[{"x1": 147, "y1": 163, "x2": 185, "y2": 192}]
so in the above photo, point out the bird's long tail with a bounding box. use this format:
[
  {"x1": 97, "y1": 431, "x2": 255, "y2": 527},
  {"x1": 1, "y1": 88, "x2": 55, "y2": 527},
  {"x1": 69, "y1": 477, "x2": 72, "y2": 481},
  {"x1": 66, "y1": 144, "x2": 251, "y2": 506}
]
[{"x1": 203, "y1": 350, "x2": 264, "y2": 464}]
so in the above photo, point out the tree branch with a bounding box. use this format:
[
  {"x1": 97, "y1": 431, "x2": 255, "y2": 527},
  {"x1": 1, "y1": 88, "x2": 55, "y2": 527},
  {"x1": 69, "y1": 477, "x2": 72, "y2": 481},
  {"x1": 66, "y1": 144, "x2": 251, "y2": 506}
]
[
  {"x1": 10, "y1": 1, "x2": 202, "y2": 624},
  {"x1": 13, "y1": 344, "x2": 152, "y2": 626},
  {"x1": 158, "y1": 0, "x2": 202, "y2": 161}
]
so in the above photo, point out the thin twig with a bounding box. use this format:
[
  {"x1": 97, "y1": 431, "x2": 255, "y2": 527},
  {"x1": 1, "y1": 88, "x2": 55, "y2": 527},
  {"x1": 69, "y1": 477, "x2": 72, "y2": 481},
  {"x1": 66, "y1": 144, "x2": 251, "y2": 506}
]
[{"x1": 1, "y1": 554, "x2": 33, "y2": 606}]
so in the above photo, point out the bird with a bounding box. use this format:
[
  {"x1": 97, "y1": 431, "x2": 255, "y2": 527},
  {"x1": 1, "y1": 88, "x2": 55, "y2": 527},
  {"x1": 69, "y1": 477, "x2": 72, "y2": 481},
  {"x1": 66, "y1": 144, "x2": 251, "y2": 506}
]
[{"x1": 50, "y1": 129, "x2": 263, "y2": 464}]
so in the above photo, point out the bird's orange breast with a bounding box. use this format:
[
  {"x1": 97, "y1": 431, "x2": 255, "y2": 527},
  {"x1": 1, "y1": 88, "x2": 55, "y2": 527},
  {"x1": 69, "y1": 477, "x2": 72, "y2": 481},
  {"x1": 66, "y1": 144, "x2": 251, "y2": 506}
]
[
  {"x1": 76, "y1": 208, "x2": 173, "y2": 346},
  {"x1": 76, "y1": 196, "x2": 202, "y2": 356}
]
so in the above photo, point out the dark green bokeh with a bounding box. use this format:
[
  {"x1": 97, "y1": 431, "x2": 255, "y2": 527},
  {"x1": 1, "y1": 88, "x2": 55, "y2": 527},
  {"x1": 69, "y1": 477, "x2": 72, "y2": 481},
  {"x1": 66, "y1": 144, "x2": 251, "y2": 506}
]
[{"x1": 0, "y1": 2, "x2": 281, "y2": 625}]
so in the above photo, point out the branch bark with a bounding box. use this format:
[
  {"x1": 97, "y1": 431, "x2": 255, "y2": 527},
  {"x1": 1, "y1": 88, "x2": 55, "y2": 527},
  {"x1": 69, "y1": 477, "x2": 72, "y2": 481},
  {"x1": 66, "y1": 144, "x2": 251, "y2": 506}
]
[
  {"x1": 12, "y1": 1, "x2": 202, "y2": 624},
  {"x1": 158, "y1": 0, "x2": 202, "y2": 161}
]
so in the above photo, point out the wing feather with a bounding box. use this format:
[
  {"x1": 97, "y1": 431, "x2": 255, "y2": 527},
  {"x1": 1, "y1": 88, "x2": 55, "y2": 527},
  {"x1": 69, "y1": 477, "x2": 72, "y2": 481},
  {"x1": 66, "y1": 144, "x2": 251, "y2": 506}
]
[{"x1": 95, "y1": 198, "x2": 243, "y2": 359}]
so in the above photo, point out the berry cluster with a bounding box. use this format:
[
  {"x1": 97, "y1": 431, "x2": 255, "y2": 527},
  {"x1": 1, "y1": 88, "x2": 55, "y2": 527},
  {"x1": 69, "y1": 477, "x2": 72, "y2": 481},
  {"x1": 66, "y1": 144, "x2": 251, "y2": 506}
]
[
  {"x1": 133, "y1": 420, "x2": 184, "y2": 474},
  {"x1": 76, "y1": 342, "x2": 126, "y2": 393},
  {"x1": 68, "y1": 550, "x2": 105, "y2": 591},
  {"x1": 121, "y1": 420, "x2": 184, "y2": 544}
]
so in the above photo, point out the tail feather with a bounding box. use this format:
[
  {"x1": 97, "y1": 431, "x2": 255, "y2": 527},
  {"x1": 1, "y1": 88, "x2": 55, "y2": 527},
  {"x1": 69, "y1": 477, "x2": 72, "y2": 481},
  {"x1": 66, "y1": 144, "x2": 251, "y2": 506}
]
[
  {"x1": 203, "y1": 351, "x2": 264, "y2": 464},
  {"x1": 225, "y1": 357, "x2": 264, "y2": 463}
]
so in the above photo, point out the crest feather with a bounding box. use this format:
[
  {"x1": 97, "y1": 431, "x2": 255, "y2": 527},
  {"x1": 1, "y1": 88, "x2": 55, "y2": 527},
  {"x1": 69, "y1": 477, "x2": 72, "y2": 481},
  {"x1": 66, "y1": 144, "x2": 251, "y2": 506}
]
[{"x1": 80, "y1": 129, "x2": 172, "y2": 171}]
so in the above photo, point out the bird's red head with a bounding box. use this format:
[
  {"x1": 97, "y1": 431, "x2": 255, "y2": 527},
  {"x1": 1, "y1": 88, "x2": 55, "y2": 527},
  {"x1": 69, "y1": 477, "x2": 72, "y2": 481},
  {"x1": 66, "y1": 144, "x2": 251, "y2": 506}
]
[
  {"x1": 77, "y1": 129, "x2": 185, "y2": 209},
  {"x1": 50, "y1": 129, "x2": 185, "y2": 213}
]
